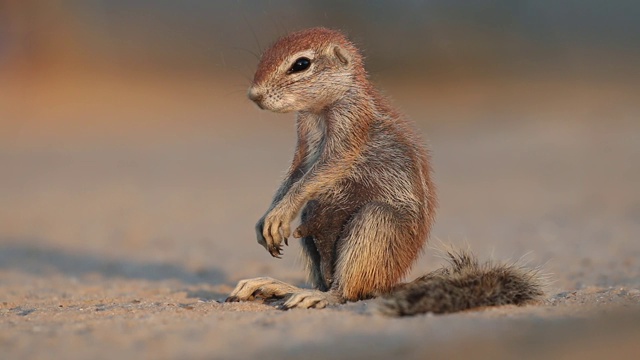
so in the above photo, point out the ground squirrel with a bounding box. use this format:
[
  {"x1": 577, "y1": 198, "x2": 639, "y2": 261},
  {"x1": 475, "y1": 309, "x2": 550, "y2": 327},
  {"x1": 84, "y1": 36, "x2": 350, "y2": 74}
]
[{"x1": 226, "y1": 27, "x2": 543, "y2": 315}]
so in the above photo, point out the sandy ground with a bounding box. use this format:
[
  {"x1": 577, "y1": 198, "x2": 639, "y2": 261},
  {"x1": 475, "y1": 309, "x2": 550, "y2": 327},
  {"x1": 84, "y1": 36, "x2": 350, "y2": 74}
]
[{"x1": 1, "y1": 70, "x2": 640, "y2": 359}]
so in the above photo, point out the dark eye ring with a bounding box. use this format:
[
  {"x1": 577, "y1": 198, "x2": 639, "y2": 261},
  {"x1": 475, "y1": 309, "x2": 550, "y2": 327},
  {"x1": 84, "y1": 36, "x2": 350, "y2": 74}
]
[{"x1": 288, "y1": 57, "x2": 311, "y2": 74}]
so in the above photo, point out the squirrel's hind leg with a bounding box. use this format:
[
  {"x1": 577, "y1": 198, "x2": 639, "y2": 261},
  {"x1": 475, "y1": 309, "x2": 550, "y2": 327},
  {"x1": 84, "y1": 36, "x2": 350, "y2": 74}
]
[{"x1": 334, "y1": 202, "x2": 424, "y2": 301}]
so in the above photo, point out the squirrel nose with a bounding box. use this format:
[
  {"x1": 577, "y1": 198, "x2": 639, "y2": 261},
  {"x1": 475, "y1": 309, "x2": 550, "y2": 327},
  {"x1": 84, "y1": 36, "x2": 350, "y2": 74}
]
[{"x1": 247, "y1": 87, "x2": 264, "y2": 104}]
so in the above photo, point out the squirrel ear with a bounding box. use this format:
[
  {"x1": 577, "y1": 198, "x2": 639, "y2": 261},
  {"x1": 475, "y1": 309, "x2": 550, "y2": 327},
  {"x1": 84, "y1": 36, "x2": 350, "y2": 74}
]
[{"x1": 333, "y1": 45, "x2": 350, "y2": 66}]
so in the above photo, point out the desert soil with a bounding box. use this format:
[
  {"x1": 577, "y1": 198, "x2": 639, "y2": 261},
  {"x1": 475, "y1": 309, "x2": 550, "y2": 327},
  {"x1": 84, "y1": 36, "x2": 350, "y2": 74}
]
[{"x1": 1, "y1": 72, "x2": 639, "y2": 359}]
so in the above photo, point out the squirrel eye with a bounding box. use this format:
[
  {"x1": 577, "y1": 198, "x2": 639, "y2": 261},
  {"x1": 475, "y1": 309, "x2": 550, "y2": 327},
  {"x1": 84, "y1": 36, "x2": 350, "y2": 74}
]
[{"x1": 288, "y1": 57, "x2": 311, "y2": 74}]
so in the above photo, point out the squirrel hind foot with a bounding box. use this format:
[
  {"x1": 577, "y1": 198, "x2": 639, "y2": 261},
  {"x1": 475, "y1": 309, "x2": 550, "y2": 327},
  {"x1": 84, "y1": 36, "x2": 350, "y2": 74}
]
[
  {"x1": 375, "y1": 249, "x2": 545, "y2": 316},
  {"x1": 279, "y1": 289, "x2": 342, "y2": 310},
  {"x1": 225, "y1": 277, "x2": 301, "y2": 303},
  {"x1": 226, "y1": 277, "x2": 343, "y2": 310}
]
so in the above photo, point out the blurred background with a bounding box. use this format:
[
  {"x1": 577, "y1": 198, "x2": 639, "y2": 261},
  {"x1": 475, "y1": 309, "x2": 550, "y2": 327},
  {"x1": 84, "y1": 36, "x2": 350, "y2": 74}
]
[{"x1": 1, "y1": 1, "x2": 639, "y2": 291}]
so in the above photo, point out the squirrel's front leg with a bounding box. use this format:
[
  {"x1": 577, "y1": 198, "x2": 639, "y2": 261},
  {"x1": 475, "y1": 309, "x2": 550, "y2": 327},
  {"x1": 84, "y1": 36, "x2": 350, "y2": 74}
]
[
  {"x1": 261, "y1": 153, "x2": 350, "y2": 258},
  {"x1": 256, "y1": 120, "x2": 309, "y2": 257}
]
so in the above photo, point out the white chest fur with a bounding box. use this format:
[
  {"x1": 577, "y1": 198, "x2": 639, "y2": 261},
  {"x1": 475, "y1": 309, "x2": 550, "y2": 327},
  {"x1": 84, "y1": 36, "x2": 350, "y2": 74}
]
[{"x1": 298, "y1": 113, "x2": 326, "y2": 169}]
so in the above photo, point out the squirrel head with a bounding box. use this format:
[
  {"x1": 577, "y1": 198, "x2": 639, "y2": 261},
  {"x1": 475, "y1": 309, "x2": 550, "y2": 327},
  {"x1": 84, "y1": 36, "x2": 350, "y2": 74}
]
[{"x1": 248, "y1": 27, "x2": 366, "y2": 113}]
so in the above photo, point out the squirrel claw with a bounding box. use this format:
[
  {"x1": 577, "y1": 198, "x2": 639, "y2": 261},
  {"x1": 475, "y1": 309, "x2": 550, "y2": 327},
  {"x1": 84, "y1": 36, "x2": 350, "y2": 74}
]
[{"x1": 269, "y1": 245, "x2": 283, "y2": 258}]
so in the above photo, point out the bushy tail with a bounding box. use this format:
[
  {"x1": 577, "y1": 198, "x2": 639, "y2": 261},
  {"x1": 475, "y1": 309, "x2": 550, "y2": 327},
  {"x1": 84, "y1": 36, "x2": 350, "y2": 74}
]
[{"x1": 376, "y1": 249, "x2": 544, "y2": 316}]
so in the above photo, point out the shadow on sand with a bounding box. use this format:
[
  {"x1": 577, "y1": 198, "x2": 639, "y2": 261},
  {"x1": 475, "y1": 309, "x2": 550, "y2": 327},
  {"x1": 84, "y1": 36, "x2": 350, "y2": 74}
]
[{"x1": 0, "y1": 238, "x2": 227, "y2": 286}]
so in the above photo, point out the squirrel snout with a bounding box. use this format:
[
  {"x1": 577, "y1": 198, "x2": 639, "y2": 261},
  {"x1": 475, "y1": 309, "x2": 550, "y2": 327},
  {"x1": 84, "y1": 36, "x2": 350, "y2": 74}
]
[{"x1": 247, "y1": 87, "x2": 265, "y2": 108}]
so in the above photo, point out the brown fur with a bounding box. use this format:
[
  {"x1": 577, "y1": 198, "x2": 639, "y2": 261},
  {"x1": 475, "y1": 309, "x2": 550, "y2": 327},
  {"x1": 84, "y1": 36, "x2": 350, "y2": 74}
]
[
  {"x1": 226, "y1": 27, "x2": 542, "y2": 312},
  {"x1": 376, "y1": 249, "x2": 544, "y2": 316}
]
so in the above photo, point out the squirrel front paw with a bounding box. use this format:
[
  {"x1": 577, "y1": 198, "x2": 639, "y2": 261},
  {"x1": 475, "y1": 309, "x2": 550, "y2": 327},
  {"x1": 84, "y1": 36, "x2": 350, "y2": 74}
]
[
  {"x1": 256, "y1": 216, "x2": 283, "y2": 257},
  {"x1": 258, "y1": 206, "x2": 294, "y2": 258}
]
